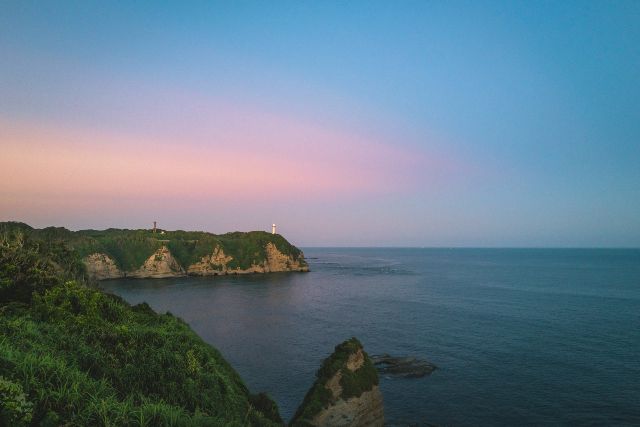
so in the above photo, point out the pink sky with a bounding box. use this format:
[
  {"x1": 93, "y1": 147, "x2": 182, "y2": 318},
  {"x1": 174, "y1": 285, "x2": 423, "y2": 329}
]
[{"x1": 0, "y1": 105, "x2": 463, "y2": 242}]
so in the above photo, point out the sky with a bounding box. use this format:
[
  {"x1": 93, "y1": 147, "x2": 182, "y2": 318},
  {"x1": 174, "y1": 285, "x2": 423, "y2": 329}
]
[{"x1": 1, "y1": 1, "x2": 639, "y2": 247}]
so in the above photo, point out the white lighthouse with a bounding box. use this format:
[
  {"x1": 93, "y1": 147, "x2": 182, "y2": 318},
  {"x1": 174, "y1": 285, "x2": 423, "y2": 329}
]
[{"x1": 272, "y1": 224, "x2": 276, "y2": 235}]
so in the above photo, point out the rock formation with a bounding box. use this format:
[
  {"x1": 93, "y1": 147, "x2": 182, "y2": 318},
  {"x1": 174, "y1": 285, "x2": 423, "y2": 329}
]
[
  {"x1": 186, "y1": 243, "x2": 308, "y2": 277},
  {"x1": 290, "y1": 338, "x2": 384, "y2": 427},
  {"x1": 129, "y1": 246, "x2": 185, "y2": 279},
  {"x1": 186, "y1": 245, "x2": 233, "y2": 275},
  {"x1": 264, "y1": 242, "x2": 306, "y2": 272},
  {"x1": 371, "y1": 354, "x2": 437, "y2": 378},
  {"x1": 84, "y1": 243, "x2": 308, "y2": 280},
  {"x1": 82, "y1": 253, "x2": 124, "y2": 280}
]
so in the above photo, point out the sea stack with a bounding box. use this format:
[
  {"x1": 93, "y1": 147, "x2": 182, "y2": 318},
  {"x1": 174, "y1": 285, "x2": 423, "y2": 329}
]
[{"x1": 290, "y1": 338, "x2": 384, "y2": 427}]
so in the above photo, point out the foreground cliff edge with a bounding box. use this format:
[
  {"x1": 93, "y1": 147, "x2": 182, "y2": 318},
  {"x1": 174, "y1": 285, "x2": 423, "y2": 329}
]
[
  {"x1": 0, "y1": 222, "x2": 309, "y2": 280},
  {"x1": 0, "y1": 225, "x2": 384, "y2": 426}
]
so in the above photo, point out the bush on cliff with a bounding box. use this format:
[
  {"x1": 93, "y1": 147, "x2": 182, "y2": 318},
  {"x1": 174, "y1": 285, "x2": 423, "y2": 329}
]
[{"x1": 0, "y1": 231, "x2": 65, "y2": 304}]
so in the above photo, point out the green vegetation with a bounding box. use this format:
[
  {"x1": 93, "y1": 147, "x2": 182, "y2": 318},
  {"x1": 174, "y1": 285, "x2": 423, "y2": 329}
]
[
  {"x1": 0, "y1": 222, "x2": 307, "y2": 272},
  {"x1": 0, "y1": 230, "x2": 283, "y2": 426},
  {"x1": 289, "y1": 338, "x2": 379, "y2": 426}
]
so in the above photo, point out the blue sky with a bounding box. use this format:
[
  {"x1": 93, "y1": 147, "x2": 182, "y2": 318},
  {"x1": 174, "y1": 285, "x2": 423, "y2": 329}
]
[{"x1": 1, "y1": 1, "x2": 639, "y2": 246}]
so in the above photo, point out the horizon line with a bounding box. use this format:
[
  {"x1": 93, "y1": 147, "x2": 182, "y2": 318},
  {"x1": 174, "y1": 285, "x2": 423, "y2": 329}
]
[{"x1": 299, "y1": 246, "x2": 640, "y2": 250}]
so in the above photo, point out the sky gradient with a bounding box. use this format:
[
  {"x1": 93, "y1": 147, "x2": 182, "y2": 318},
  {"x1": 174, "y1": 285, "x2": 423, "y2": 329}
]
[{"x1": 1, "y1": 1, "x2": 639, "y2": 246}]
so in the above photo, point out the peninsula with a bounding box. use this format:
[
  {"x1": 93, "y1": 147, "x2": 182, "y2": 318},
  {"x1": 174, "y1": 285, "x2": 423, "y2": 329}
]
[{"x1": 0, "y1": 222, "x2": 309, "y2": 280}]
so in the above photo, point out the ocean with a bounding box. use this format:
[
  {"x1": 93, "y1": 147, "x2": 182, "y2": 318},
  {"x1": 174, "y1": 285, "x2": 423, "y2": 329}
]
[{"x1": 100, "y1": 248, "x2": 640, "y2": 426}]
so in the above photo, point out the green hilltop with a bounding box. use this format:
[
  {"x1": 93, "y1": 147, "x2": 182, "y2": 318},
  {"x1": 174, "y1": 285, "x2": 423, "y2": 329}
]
[{"x1": 0, "y1": 222, "x2": 307, "y2": 272}]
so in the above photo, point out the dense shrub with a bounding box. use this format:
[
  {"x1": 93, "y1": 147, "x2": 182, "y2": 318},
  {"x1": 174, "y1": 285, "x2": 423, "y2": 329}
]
[
  {"x1": 0, "y1": 232, "x2": 62, "y2": 304},
  {"x1": 0, "y1": 376, "x2": 33, "y2": 426},
  {"x1": 249, "y1": 393, "x2": 284, "y2": 425}
]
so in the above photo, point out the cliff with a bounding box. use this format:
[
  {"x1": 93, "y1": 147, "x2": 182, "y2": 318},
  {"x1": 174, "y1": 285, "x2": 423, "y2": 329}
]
[
  {"x1": 0, "y1": 222, "x2": 309, "y2": 280},
  {"x1": 186, "y1": 242, "x2": 308, "y2": 276},
  {"x1": 128, "y1": 246, "x2": 185, "y2": 278},
  {"x1": 83, "y1": 252, "x2": 124, "y2": 280},
  {"x1": 290, "y1": 338, "x2": 384, "y2": 427}
]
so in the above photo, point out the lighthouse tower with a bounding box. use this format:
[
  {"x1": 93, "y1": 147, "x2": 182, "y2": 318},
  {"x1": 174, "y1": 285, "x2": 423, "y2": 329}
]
[{"x1": 272, "y1": 224, "x2": 276, "y2": 235}]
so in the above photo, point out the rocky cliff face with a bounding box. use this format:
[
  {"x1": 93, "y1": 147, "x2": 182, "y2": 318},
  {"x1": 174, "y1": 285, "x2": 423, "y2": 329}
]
[
  {"x1": 187, "y1": 243, "x2": 309, "y2": 276},
  {"x1": 264, "y1": 242, "x2": 309, "y2": 272},
  {"x1": 309, "y1": 386, "x2": 384, "y2": 427},
  {"x1": 128, "y1": 246, "x2": 185, "y2": 279},
  {"x1": 291, "y1": 338, "x2": 384, "y2": 427},
  {"x1": 84, "y1": 243, "x2": 308, "y2": 280},
  {"x1": 186, "y1": 245, "x2": 233, "y2": 275},
  {"x1": 83, "y1": 253, "x2": 124, "y2": 280}
]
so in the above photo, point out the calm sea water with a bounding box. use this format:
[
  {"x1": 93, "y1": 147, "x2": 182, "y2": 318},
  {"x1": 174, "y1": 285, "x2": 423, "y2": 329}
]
[{"x1": 100, "y1": 248, "x2": 640, "y2": 426}]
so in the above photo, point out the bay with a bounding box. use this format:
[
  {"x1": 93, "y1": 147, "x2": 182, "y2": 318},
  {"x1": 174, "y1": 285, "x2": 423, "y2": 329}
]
[{"x1": 100, "y1": 248, "x2": 640, "y2": 426}]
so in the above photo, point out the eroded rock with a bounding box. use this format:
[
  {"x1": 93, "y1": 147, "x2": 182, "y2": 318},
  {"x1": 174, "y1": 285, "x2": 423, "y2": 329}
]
[
  {"x1": 85, "y1": 242, "x2": 308, "y2": 280},
  {"x1": 83, "y1": 253, "x2": 124, "y2": 280},
  {"x1": 187, "y1": 245, "x2": 233, "y2": 276},
  {"x1": 129, "y1": 246, "x2": 185, "y2": 279},
  {"x1": 291, "y1": 338, "x2": 384, "y2": 427}
]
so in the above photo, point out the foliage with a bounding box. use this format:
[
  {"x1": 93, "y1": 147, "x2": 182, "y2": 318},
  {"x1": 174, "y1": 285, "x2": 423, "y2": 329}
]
[
  {"x1": 0, "y1": 376, "x2": 33, "y2": 426},
  {"x1": 339, "y1": 356, "x2": 378, "y2": 399},
  {"x1": 0, "y1": 231, "x2": 63, "y2": 304},
  {"x1": 289, "y1": 338, "x2": 379, "y2": 426},
  {"x1": 249, "y1": 393, "x2": 284, "y2": 425},
  {"x1": 0, "y1": 231, "x2": 283, "y2": 426}
]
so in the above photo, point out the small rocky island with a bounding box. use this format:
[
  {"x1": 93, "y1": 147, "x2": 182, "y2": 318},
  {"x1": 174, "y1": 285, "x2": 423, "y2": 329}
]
[
  {"x1": 291, "y1": 338, "x2": 384, "y2": 427},
  {"x1": 371, "y1": 354, "x2": 437, "y2": 378}
]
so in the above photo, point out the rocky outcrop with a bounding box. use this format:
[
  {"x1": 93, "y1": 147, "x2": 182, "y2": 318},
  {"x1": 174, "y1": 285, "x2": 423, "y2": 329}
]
[
  {"x1": 186, "y1": 246, "x2": 233, "y2": 276},
  {"x1": 129, "y1": 246, "x2": 185, "y2": 279},
  {"x1": 85, "y1": 243, "x2": 308, "y2": 280},
  {"x1": 371, "y1": 354, "x2": 437, "y2": 378},
  {"x1": 291, "y1": 338, "x2": 384, "y2": 427},
  {"x1": 309, "y1": 387, "x2": 384, "y2": 427},
  {"x1": 187, "y1": 243, "x2": 309, "y2": 276},
  {"x1": 83, "y1": 253, "x2": 124, "y2": 280},
  {"x1": 264, "y1": 242, "x2": 308, "y2": 272}
]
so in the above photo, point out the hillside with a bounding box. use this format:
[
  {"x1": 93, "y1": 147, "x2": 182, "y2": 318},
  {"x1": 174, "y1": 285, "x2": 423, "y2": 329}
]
[
  {"x1": 0, "y1": 229, "x2": 283, "y2": 426},
  {"x1": 0, "y1": 222, "x2": 308, "y2": 280}
]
